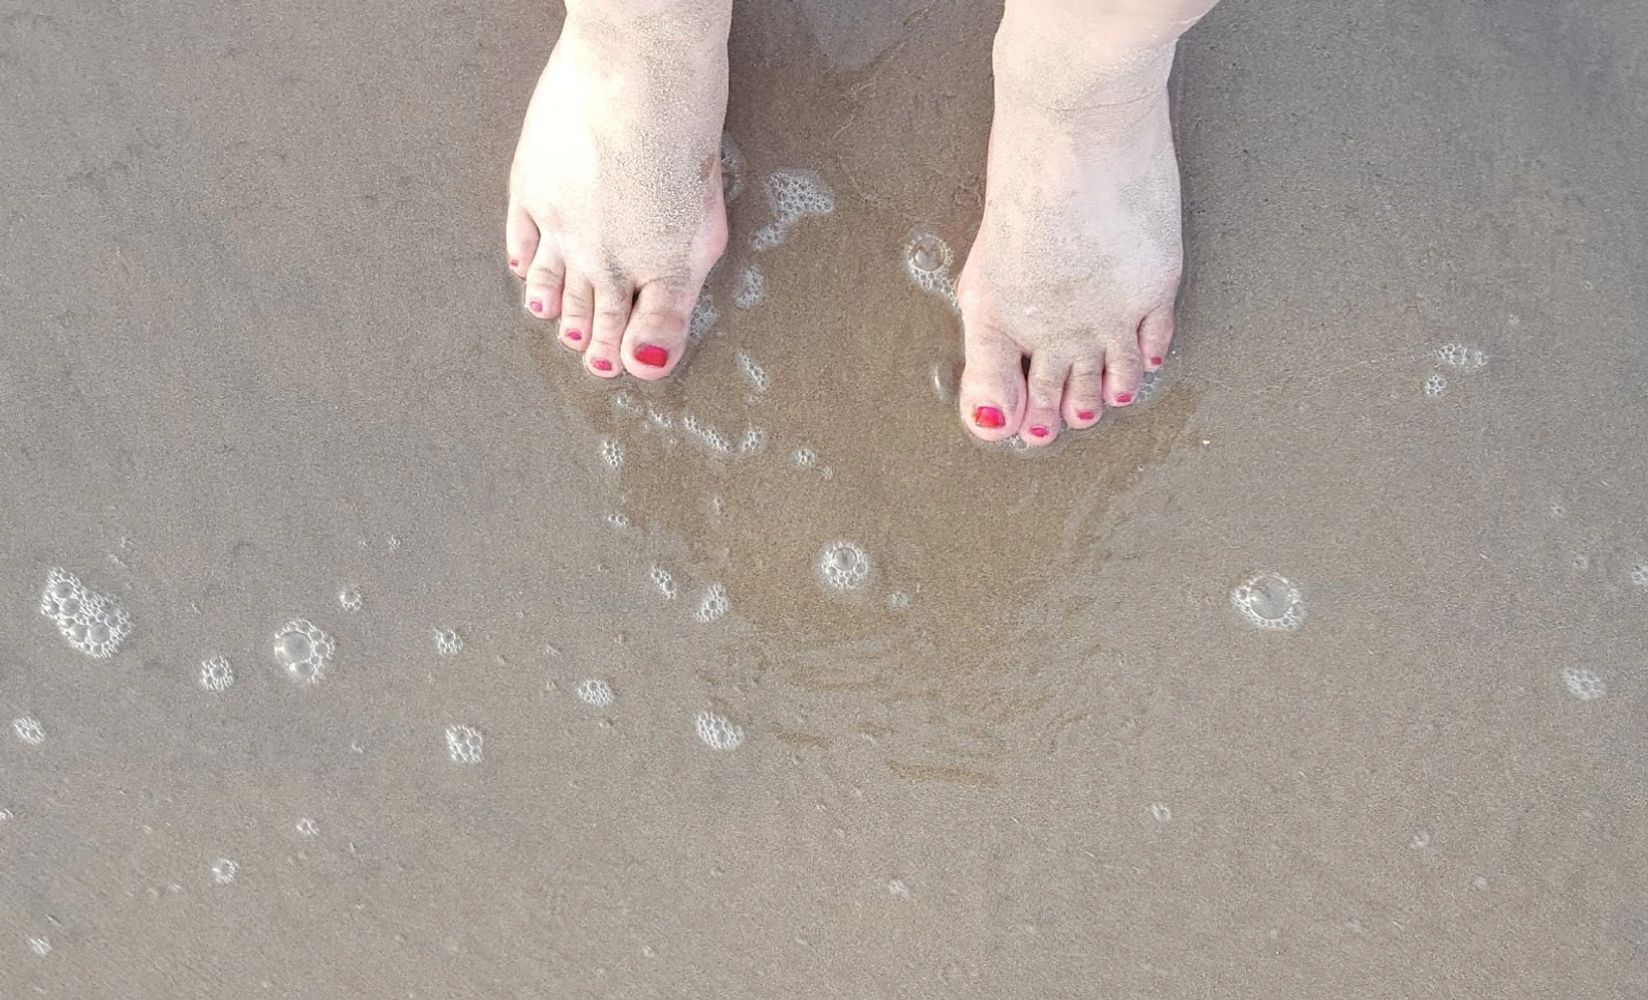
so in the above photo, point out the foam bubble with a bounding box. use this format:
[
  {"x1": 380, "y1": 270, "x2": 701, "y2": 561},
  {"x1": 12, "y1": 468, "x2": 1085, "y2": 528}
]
[
  {"x1": 1231, "y1": 573, "x2": 1305, "y2": 631},
  {"x1": 1410, "y1": 830, "x2": 1431, "y2": 849},
  {"x1": 39, "y1": 567, "x2": 132, "y2": 659},
  {"x1": 649, "y1": 565, "x2": 678, "y2": 600},
  {"x1": 1150, "y1": 802, "x2": 1172, "y2": 823},
  {"x1": 606, "y1": 512, "x2": 631, "y2": 530},
  {"x1": 445, "y1": 724, "x2": 484, "y2": 764},
  {"x1": 736, "y1": 351, "x2": 770, "y2": 393},
  {"x1": 901, "y1": 226, "x2": 959, "y2": 309},
  {"x1": 1630, "y1": 562, "x2": 1648, "y2": 589},
  {"x1": 646, "y1": 405, "x2": 675, "y2": 431},
  {"x1": 792, "y1": 447, "x2": 818, "y2": 469},
  {"x1": 434, "y1": 628, "x2": 464, "y2": 656},
  {"x1": 28, "y1": 937, "x2": 51, "y2": 958},
  {"x1": 575, "y1": 678, "x2": 615, "y2": 708},
  {"x1": 1435, "y1": 343, "x2": 1488, "y2": 370},
  {"x1": 273, "y1": 620, "x2": 335, "y2": 685},
  {"x1": 1424, "y1": 373, "x2": 1448, "y2": 398},
  {"x1": 601, "y1": 440, "x2": 624, "y2": 469},
  {"x1": 295, "y1": 818, "x2": 320, "y2": 838},
  {"x1": 739, "y1": 426, "x2": 767, "y2": 456},
  {"x1": 753, "y1": 169, "x2": 835, "y2": 249},
  {"x1": 338, "y1": 587, "x2": 362, "y2": 612},
  {"x1": 613, "y1": 390, "x2": 644, "y2": 416},
  {"x1": 693, "y1": 583, "x2": 730, "y2": 623},
  {"x1": 818, "y1": 541, "x2": 873, "y2": 592},
  {"x1": 210, "y1": 858, "x2": 239, "y2": 885},
  {"x1": 733, "y1": 264, "x2": 766, "y2": 309},
  {"x1": 199, "y1": 656, "x2": 235, "y2": 692},
  {"x1": 1560, "y1": 667, "x2": 1605, "y2": 701},
  {"x1": 886, "y1": 591, "x2": 912, "y2": 611},
  {"x1": 695, "y1": 711, "x2": 745, "y2": 750},
  {"x1": 720, "y1": 132, "x2": 746, "y2": 203},
  {"x1": 12, "y1": 716, "x2": 45, "y2": 746},
  {"x1": 689, "y1": 288, "x2": 719, "y2": 342},
  {"x1": 681, "y1": 412, "x2": 734, "y2": 455}
]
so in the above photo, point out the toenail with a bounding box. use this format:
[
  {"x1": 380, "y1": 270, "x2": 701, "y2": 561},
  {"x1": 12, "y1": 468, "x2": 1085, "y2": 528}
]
[
  {"x1": 633, "y1": 343, "x2": 669, "y2": 368},
  {"x1": 1076, "y1": 409, "x2": 1096, "y2": 421},
  {"x1": 529, "y1": 299, "x2": 543, "y2": 313},
  {"x1": 1115, "y1": 392, "x2": 1133, "y2": 405},
  {"x1": 973, "y1": 405, "x2": 1006, "y2": 429},
  {"x1": 1150, "y1": 356, "x2": 1163, "y2": 366},
  {"x1": 565, "y1": 329, "x2": 583, "y2": 341},
  {"x1": 1029, "y1": 425, "x2": 1049, "y2": 438},
  {"x1": 591, "y1": 358, "x2": 613, "y2": 372},
  {"x1": 509, "y1": 258, "x2": 519, "y2": 268}
]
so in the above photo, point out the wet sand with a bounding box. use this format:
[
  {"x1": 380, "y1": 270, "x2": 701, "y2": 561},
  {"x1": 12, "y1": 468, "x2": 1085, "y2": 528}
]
[{"x1": 3, "y1": 0, "x2": 1646, "y2": 996}]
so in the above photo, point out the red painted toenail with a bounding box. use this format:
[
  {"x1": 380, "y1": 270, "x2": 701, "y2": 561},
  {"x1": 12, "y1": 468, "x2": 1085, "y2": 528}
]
[
  {"x1": 529, "y1": 299, "x2": 543, "y2": 313},
  {"x1": 509, "y1": 259, "x2": 519, "y2": 268},
  {"x1": 1150, "y1": 356, "x2": 1163, "y2": 366},
  {"x1": 1076, "y1": 409, "x2": 1096, "y2": 421},
  {"x1": 973, "y1": 406, "x2": 1006, "y2": 429},
  {"x1": 1029, "y1": 425, "x2": 1049, "y2": 438},
  {"x1": 565, "y1": 329, "x2": 582, "y2": 341},
  {"x1": 1115, "y1": 393, "x2": 1133, "y2": 405},
  {"x1": 591, "y1": 358, "x2": 612, "y2": 372},
  {"x1": 633, "y1": 343, "x2": 669, "y2": 368}
]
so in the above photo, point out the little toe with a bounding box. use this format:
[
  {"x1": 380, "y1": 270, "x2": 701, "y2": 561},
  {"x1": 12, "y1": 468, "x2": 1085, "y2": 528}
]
[
  {"x1": 583, "y1": 280, "x2": 634, "y2": 378},
  {"x1": 621, "y1": 281, "x2": 692, "y2": 380},
  {"x1": 559, "y1": 276, "x2": 596, "y2": 356},
  {"x1": 1139, "y1": 307, "x2": 1175, "y2": 371},
  {"x1": 1103, "y1": 338, "x2": 1146, "y2": 407},
  {"x1": 523, "y1": 240, "x2": 565, "y2": 322},
  {"x1": 1020, "y1": 354, "x2": 1069, "y2": 446},
  {"x1": 957, "y1": 325, "x2": 1026, "y2": 442},
  {"x1": 1062, "y1": 359, "x2": 1105, "y2": 429},
  {"x1": 505, "y1": 203, "x2": 538, "y2": 278}
]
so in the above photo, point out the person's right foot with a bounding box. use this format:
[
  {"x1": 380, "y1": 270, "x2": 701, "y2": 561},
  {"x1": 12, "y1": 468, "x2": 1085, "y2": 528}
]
[{"x1": 507, "y1": 2, "x2": 731, "y2": 381}]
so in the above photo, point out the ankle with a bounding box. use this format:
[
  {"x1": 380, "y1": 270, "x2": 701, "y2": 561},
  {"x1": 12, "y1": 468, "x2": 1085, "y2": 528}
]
[
  {"x1": 563, "y1": 0, "x2": 732, "y2": 52},
  {"x1": 993, "y1": 18, "x2": 1175, "y2": 117}
]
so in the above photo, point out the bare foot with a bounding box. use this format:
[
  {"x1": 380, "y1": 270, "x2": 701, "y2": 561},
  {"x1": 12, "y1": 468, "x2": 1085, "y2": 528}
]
[
  {"x1": 957, "y1": 20, "x2": 1191, "y2": 444},
  {"x1": 507, "y1": 2, "x2": 731, "y2": 380}
]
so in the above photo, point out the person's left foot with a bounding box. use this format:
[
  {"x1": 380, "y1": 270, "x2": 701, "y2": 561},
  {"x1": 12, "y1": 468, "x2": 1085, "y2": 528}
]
[{"x1": 956, "y1": 37, "x2": 1184, "y2": 445}]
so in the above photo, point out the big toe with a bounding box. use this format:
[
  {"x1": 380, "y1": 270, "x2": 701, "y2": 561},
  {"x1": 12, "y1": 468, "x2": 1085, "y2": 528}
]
[
  {"x1": 958, "y1": 323, "x2": 1026, "y2": 442},
  {"x1": 621, "y1": 282, "x2": 692, "y2": 380}
]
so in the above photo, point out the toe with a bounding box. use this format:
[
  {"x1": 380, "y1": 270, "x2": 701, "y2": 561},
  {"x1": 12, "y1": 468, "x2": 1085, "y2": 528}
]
[
  {"x1": 957, "y1": 324, "x2": 1026, "y2": 441},
  {"x1": 583, "y1": 279, "x2": 634, "y2": 379},
  {"x1": 523, "y1": 237, "x2": 565, "y2": 323},
  {"x1": 559, "y1": 276, "x2": 596, "y2": 357},
  {"x1": 1103, "y1": 335, "x2": 1146, "y2": 407},
  {"x1": 621, "y1": 281, "x2": 692, "y2": 380},
  {"x1": 1062, "y1": 357, "x2": 1105, "y2": 429},
  {"x1": 505, "y1": 202, "x2": 538, "y2": 279},
  {"x1": 1138, "y1": 307, "x2": 1174, "y2": 372},
  {"x1": 1020, "y1": 354, "x2": 1069, "y2": 446}
]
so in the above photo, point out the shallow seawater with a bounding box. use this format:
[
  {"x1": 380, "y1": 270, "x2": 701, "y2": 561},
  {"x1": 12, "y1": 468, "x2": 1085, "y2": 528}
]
[{"x1": 1, "y1": 1, "x2": 1645, "y2": 997}]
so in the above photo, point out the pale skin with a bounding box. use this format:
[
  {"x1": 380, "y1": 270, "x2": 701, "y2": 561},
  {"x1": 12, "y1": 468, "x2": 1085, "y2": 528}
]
[{"x1": 507, "y1": 0, "x2": 1221, "y2": 443}]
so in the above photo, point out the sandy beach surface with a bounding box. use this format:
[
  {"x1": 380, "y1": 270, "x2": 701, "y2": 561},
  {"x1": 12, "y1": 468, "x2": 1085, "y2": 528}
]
[{"x1": 2, "y1": 0, "x2": 1645, "y2": 996}]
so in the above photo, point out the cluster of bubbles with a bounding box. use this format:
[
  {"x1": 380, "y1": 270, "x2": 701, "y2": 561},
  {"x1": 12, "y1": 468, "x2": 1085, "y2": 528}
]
[
  {"x1": 818, "y1": 541, "x2": 873, "y2": 593},
  {"x1": 210, "y1": 858, "x2": 239, "y2": 885},
  {"x1": 434, "y1": 628, "x2": 464, "y2": 656},
  {"x1": 295, "y1": 818, "x2": 320, "y2": 838},
  {"x1": 693, "y1": 583, "x2": 730, "y2": 623},
  {"x1": 1424, "y1": 342, "x2": 1489, "y2": 398},
  {"x1": 575, "y1": 678, "x2": 615, "y2": 708},
  {"x1": 1230, "y1": 573, "x2": 1306, "y2": 631},
  {"x1": 736, "y1": 351, "x2": 769, "y2": 394},
  {"x1": 199, "y1": 656, "x2": 235, "y2": 692},
  {"x1": 689, "y1": 287, "x2": 719, "y2": 342},
  {"x1": 649, "y1": 565, "x2": 677, "y2": 600},
  {"x1": 901, "y1": 226, "x2": 959, "y2": 310},
  {"x1": 719, "y1": 132, "x2": 745, "y2": 203},
  {"x1": 600, "y1": 440, "x2": 624, "y2": 470},
  {"x1": 680, "y1": 412, "x2": 735, "y2": 455},
  {"x1": 739, "y1": 426, "x2": 768, "y2": 456},
  {"x1": 1150, "y1": 803, "x2": 1173, "y2": 823},
  {"x1": 39, "y1": 568, "x2": 133, "y2": 659},
  {"x1": 13, "y1": 716, "x2": 45, "y2": 746},
  {"x1": 337, "y1": 587, "x2": 363, "y2": 612},
  {"x1": 733, "y1": 263, "x2": 766, "y2": 309},
  {"x1": 28, "y1": 936, "x2": 51, "y2": 958},
  {"x1": 605, "y1": 512, "x2": 631, "y2": 530},
  {"x1": 1630, "y1": 562, "x2": 1648, "y2": 589},
  {"x1": 445, "y1": 724, "x2": 484, "y2": 764},
  {"x1": 273, "y1": 620, "x2": 335, "y2": 684},
  {"x1": 695, "y1": 711, "x2": 745, "y2": 751},
  {"x1": 1560, "y1": 667, "x2": 1606, "y2": 701},
  {"x1": 751, "y1": 169, "x2": 836, "y2": 251}
]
